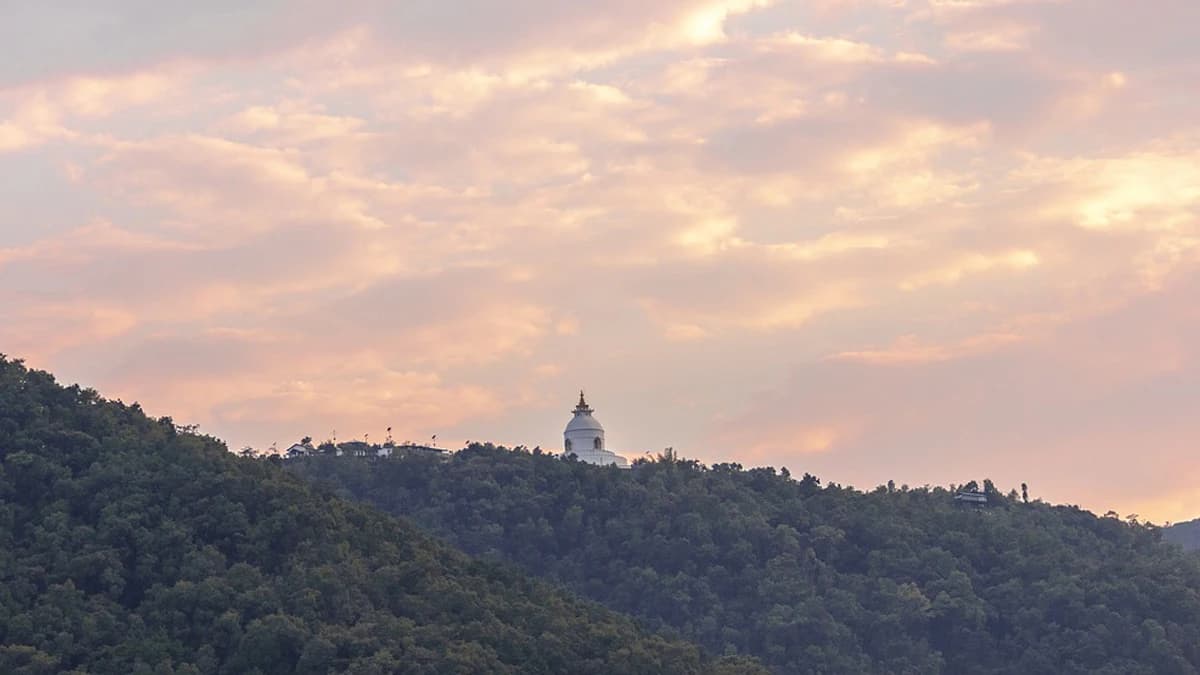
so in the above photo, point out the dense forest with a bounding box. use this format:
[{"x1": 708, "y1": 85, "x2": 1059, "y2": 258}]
[
  {"x1": 0, "y1": 357, "x2": 765, "y2": 675},
  {"x1": 289, "y1": 444, "x2": 1200, "y2": 675},
  {"x1": 1164, "y1": 519, "x2": 1200, "y2": 552}
]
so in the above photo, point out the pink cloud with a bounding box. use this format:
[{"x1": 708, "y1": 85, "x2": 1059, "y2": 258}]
[{"x1": 3, "y1": 0, "x2": 1199, "y2": 522}]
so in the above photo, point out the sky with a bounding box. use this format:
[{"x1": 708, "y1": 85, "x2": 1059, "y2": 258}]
[{"x1": 1, "y1": 0, "x2": 1198, "y2": 522}]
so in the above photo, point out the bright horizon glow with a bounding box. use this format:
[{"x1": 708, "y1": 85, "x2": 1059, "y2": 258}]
[{"x1": 2, "y1": 1, "x2": 1198, "y2": 523}]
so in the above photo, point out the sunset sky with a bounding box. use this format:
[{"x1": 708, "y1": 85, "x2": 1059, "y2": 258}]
[{"x1": 2, "y1": 1, "x2": 1198, "y2": 522}]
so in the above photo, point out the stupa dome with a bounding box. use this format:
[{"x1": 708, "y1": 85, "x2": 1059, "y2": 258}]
[
  {"x1": 564, "y1": 391, "x2": 604, "y2": 434},
  {"x1": 562, "y1": 391, "x2": 628, "y2": 469}
]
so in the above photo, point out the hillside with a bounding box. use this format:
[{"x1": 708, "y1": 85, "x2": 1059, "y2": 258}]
[
  {"x1": 288, "y1": 444, "x2": 1200, "y2": 675},
  {"x1": 0, "y1": 357, "x2": 764, "y2": 675},
  {"x1": 1164, "y1": 519, "x2": 1200, "y2": 551}
]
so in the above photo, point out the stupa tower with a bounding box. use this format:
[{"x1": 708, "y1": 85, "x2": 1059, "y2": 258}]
[{"x1": 563, "y1": 391, "x2": 628, "y2": 468}]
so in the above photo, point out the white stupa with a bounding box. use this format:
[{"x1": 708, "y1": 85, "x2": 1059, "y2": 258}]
[{"x1": 563, "y1": 391, "x2": 629, "y2": 468}]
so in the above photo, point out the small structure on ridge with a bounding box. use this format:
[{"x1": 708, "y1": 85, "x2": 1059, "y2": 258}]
[
  {"x1": 954, "y1": 490, "x2": 988, "y2": 505},
  {"x1": 563, "y1": 391, "x2": 629, "y2": 469}
]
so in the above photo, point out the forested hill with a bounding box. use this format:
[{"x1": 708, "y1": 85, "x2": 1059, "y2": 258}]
[
  {"x1": 288, "y1": 445, "x2": 1200, "y2": 675},
  {"x1": 0, "y1": 357, "x2": 765, "y2": 675},
  {"x1": 1164, "y1": 519, "x2": 1200, "y2": 551}
]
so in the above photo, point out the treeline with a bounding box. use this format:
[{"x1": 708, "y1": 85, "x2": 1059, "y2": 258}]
[
  {"x1": 288, "y1": 444, "x2": 1200, "y2": 674},
  {"x1": 0, "y1": 357, "x2": 764, "y2": 675},
  {"x1": 1164, "y1": 519, "x2": 1200, "y2": 552}
]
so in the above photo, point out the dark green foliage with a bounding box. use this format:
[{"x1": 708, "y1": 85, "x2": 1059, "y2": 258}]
[
  {"x1": 0, "y1": 357, "x2": 764, "y2": 675},
  {"x1": 289, "y1": 444, "x2": 1200, "y2": 675},
  {"x1": 1164, "y1": 519, "x2": 1200, "y2": 552}
]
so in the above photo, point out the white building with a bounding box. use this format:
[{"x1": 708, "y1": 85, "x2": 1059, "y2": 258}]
[
  {"x1": 563, "y1": 392, "x2": 629, "y2": 468},
  {"x1": 284, "y1": 442, "x2": 314, "y2": 458}
]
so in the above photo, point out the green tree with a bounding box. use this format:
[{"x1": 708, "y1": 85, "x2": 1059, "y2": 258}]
[
  {"x1": 287, "y1": 442, "x2": 1200, "y2": 674},
  {"x1": 0, "y1": 356, "x2": 759, "y2": 675}
]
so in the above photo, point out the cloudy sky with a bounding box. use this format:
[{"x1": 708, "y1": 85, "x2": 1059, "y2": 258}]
[{"x1": 2, "y1": 0, "x2": 1198, "y2": 521}]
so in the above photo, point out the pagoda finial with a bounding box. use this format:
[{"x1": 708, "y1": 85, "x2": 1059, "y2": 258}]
[{"x1": 574, "y1": 390, "x2": 593, "y2": 414}]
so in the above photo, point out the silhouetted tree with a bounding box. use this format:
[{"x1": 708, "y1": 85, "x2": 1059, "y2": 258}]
[
  {"x1": 0, "y1": 357, "x2": 757, "y2": 675},
  {"x1": 287, "y1": 445, "x2": 1194, "y2": 674}
]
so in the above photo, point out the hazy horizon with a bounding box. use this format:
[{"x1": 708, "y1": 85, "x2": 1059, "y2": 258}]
[{"x1": 2, "y1": 0, "x2": 1198, "y2": 523}]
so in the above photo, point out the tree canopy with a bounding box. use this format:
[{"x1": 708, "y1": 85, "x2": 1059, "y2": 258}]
[
  {"x1": 0, "y1": 357, "x2": 763, "y2": 675},
  {"x1": 1164, "y1": 519, "x2": 1200, "y2": 552},
  {"x1": 288, "y1": 443, "x2": 1200, "y2": 674}
]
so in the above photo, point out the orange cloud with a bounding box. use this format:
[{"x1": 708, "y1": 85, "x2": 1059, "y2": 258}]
[
  {"x1": 4, "y1": 0, "x2": 1200, "y2": 523},
  {"x1": 831, "y1": 332, "x2": 1026, "y2": 365}
]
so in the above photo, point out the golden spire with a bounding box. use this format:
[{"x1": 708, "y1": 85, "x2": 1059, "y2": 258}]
[{"x1": 574, "y1": 390, "x2": 593, "y2": 414}]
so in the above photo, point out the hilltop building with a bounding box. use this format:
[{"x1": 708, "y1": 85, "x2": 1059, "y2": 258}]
[
  {"x1": 564, "y1": 392, "x2": 629, "y2": 469},
  {"x1": 284, "y1": 442, "x2": 313, "y2": 459},
  {"x1": 954, "y1": 490, "x2": 988, "y2": 506}
]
